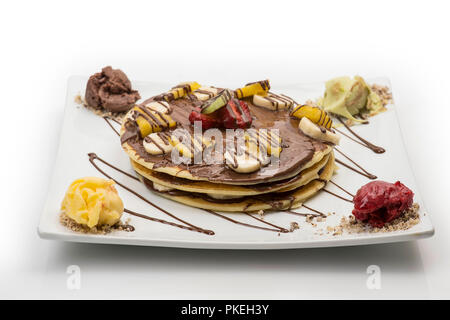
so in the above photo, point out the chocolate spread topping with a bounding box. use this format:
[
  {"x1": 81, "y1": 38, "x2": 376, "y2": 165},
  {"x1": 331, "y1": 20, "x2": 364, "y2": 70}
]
[
  {"x1": 85, "y1": 66, "x2": 141, "y2": 112},
  {"x1": 122, "y1": 92, "x2": 329, "y2": 184}
]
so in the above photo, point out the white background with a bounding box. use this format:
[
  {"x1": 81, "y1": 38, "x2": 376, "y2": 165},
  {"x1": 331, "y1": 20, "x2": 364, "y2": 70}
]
[{"x1": 1, "y1": 0, "x2": 449, "y2": 299}]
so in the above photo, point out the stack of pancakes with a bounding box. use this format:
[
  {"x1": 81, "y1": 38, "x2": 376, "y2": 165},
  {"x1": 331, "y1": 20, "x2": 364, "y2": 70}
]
[{"x1": 120, "y1": 88, "x2": 336, "y2": 212}]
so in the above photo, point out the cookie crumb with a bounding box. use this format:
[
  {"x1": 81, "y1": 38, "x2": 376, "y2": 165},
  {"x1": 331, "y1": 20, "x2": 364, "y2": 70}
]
[
  {"x1": 60, "y1": 212, "x2": 134, "y2": 234},
  {"x1": 334, "y1": 203, "x2": 420, "y2": 235},
  {"x1": 76, "y1": 95, "x2": 127, "y2": 123},
  {"x1": 370, "y1": 84, "x2": 393, "y2": 107},
  {"x1": 74, "y1": 94, "x2": 83, "y2": 105},
  {"x1": 305, "y1": 214, "x2": 325, "y2": 226},
  {"x1": 290, "y1": 222, "x2": 299, "y2": 232}
]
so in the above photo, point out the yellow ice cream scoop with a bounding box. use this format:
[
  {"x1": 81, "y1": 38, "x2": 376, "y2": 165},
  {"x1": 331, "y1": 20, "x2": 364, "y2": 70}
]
[{"x1": 61, "y1": 177, "x2": 124, "y2": 228}]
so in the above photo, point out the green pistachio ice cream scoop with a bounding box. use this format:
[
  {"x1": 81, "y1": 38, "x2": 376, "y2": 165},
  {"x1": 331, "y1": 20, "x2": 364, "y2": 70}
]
[{"x1": 322, "y1": 76, "x2": 383, "y2": 122}]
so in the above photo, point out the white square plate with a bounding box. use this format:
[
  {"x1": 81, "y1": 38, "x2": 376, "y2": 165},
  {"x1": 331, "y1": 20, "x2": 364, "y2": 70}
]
[{"x1": 38, "y1": 76, "x2": 434, "y2": 249}]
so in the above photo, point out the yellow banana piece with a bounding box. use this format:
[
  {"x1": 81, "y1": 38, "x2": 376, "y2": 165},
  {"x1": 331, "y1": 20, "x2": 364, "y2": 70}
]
[
  {"x1": 299, "y1": 117, "x2": 340, "y2": 145},
  {"x1": 143, "y1": 132, "x2": 173, "y2": 155},
  {"x1": 133, "y1": 106, "x2": 176, "y2": 138},
  {"x1": 170, "y1": 133, "x2": 214, "y2": 159},
  {"x1": 234, "y1": 80, "x2": 270, "y2": 99},
  {"x1": 192, "y1": 86, "x2": 220, "y2": 101},
  {"x1": 225, "y1": 135, "x2": 261, "y2": 173},
  {"x1": 246, "y1": 129, "x2": 282, "y2": 157},
  {"x1": 290, "y1": 105, "x2": 333, "y2": 129},
  {"x1": 163, "y1": 82, "x2": 201, "y2": 101}
]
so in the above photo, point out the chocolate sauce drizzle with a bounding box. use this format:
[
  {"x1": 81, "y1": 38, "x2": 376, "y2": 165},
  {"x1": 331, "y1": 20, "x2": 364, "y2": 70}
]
[
  {"x1": 243, "y1": 212, "x2": 289, "y2": 233},
  {"x1": 103, "y1": 117, "x2": 120, "y2": 136},
  {"x1": 151, "y1": 101, "x2": 172, "y2": 113},
  {"x1": 280, "y1": 94, "x2": 299, "y2": 106},
  {"x1": 328, "y1": 180, "x2": 355, "y2": 198},
  {"x1": 194, "y1": 89, "x2": 216, "y2": 99},
  {"x1": 334, "y1": 127, "x2": 366, "y2": 148},
  {"x1": 88, "y1": 153, "x2": 215, "y2": 235},
  {"x1": 284, "y1": 204, "x2": 326, "y2": 217},
  {"x1": 315, "y1": 178, "x2": 355, "y2": 203},
  {"x1": 322, "y1": 189, "x2": 353, "y2": 203},
  {"x1": 144, "y1": 132, "x2": 171, "y2": 154},
  {"x1": 355, "y1": 114, "x2": 369, "y2": 124},
  {"x1": 259, "y1": 92, "x2": 295, "y2": 110},
  {"x1": 334, "y1": 147, "x2": 377, "y2": 180},
  {"x1": 301, "y1": 204, "x2": 326, "y2": 216},
  {"x1": 205, "y1": 210, "x2": 288, "y2": 233},
  {"x1": 336, "y1": 116, "x2": 385, "y2": 154},
  {"x1": 123, "y1": 208, "x2": 209, "y2": 234},
  {"x1": 284, "y1": 210, "x2": 313, "y2": 217}
]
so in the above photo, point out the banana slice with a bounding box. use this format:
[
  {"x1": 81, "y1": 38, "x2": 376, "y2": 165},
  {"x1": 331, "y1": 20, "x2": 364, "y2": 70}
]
[
  {"x1": 192, "y1": 86, "x2": 220, "y2": 101},
  {"x1": 234, "y1": 80, "x2": 270, "y2": 99},
  {"x1": 225, "y1": 152, "x2": 261, "y2": 173},
  {"x1": 225, "y1": 142, "x2": 261, "y2": 174},
  {"x1": 143, "y1": 132, "x2": 173, "y2": 155},
  {"x1": 253, "y1": 92, "x2": 295, "y2": 111},
  {"x1": 298, "y1": 117, "x2": 340, "y2": 145},
  {"x1": 291, "y1": 105, "x2": 333, "y2": 129},
  {"x1": 170, "y1": 133, "x2": 215, "y2": 159},
  {"x1": 144, "y1": 101, "x2": 172, "y2": 114},
  {"x1": 133, "y1": 106, "x2": 177, "y2": 137},
  {"x1": 224, "y1": 129, "x2": 282, "y2": 173},
  {"x1": 246, "y1": 129, "x2": 282, "y2": 157},
  {"x1": 152, "y1": 182, "x2": 174, "y2": 192},
  {"x1": 161, "y1": 82, "x2": 201, "y2": 101}
]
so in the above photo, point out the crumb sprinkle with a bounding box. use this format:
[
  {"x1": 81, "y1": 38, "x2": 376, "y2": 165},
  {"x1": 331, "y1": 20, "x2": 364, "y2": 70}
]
[
  {"x1": 60, "y1": 213, "x2": 134, "y2": 235},
  {"x1": 75, "y1": 94, "x2": 127, "y2": 123},
  {"x1": 257, "y1": 210, "x2": 265, "y2": 219},
  {"x1": 289, "y1": 222, "x2": 300, "y2": 232},
  {"x1": 330, "y1": 203, "x2": 420, "y2": 236},
  {"x1": 370, "y1": 84, "x2": 393, "y2": 107}
]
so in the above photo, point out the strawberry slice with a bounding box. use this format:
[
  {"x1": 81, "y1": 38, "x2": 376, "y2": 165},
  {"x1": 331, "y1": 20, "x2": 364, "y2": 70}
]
[
  {"x1": 189, "y1": 108, "x2": 221, "y2": 130},
  {"x1": 220, "y1": 99, "x2": 252, "y2": 129}
]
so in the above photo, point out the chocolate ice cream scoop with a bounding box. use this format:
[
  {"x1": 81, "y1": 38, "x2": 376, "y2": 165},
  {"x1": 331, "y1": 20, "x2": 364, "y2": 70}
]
[{"x1": 85, "y1": 66, "x2": 141, "y2": 112}]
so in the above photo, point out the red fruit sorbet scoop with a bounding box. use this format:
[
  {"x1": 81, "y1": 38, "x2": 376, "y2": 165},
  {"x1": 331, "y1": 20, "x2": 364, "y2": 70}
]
[{"x1": 352, "y1": 181, "x2": 414, "y2": 227}]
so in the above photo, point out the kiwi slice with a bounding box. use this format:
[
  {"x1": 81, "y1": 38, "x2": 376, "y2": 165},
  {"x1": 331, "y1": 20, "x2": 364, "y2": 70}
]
[{"x1": 201, "y1": 89, "x2": 232, "y2": 114}]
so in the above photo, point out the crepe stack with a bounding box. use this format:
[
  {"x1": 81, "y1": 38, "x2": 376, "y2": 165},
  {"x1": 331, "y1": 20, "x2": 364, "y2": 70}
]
[{"x1": 120, "y1": 84, "x2": 336, "y2": 212}]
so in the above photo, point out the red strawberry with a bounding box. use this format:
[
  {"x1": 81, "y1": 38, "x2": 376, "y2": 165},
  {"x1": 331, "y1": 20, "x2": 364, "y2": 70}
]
[
  {"x1": 220, "y1": 99, "x2": 252, "y2": 129},
  {"x1": 189, "y1": 109, "x2": 221, "y2": 130}
]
